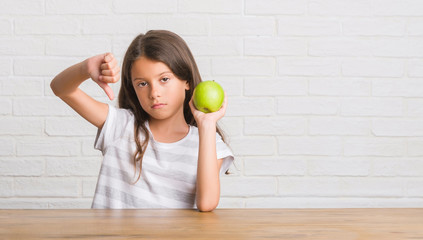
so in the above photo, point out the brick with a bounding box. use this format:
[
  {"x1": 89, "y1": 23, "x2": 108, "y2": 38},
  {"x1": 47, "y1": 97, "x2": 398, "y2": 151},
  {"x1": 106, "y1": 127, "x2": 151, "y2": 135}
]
[
  {"x1": 229, "y1": 136, "x2": 276, "y2": 156},
  {"x1": 185, "y1": 37, "x2": 242, "y2": 56},
  {"x1": 0, "y1": 138, "x2": 14, "y2": 156},
  {"x1": 221, "y1": 177, "x2": 277, "y2": 197},
  {"x1": 0, "y1": 0, "x2": 44, "y2": 15},
  {"x1": 82, "y1": 138, "x2": 102, "y2": 157},
  {"x1": 46, "y1": 117, "x2": 97, "y2": 136},
  {"x1": 245, "y1": 37, "x2": 306, "y2": 56},
  {"x1": 342, "y1": 18, "x2": 405, "y2": 36},
  {"x1": 278, "y1": 177, "x2": 342, "y2": 197},
  {"x1": 0, "y1": 98, "x2": 12, "y2": 115},
  {"x1": 308, "y1": 157, "x2": 370, "y2": 176},
  {"x1": 408, "y1": 19, "x2": 423, "y2": 36},
  {"x1": 373, "y1": 38, "x2": 423, "y2": 57},
  {"x1": 309, "y1": 0, "x2": 371, "y2": 16},
  {"x1": 278, "y1": 17, "x2": 340, "y2": 36},
  {"x1": 14, "y1": 58, "x2": 79, "y2": 77},
  {"x1": 82, "y1": 178, "x2": 98, "y2": 197},
  {"x1": 46, "y1": 0, "x2": 111, "y2": 14},
  {"x1": 244, "y1": 117, "x2": 305, "y2": 135},
  {"x1": 278, "y1": 58, "x2": 339, "y2": 77},
  {"x1": 15, "y1": 17, "x2": 79, "y2": 35},
  {"x1": 0, "y1": 59, "x2": 11, "y2": 76},
  {"x1": 226, "y1": 97, "x2": 274, "y2": 117},
  {"x1": 46, "y1": 37, "x2": 111, "y2": 56},
  {"x1": 246, "y1": 197, "x2": 423, "y2": 208},
  {"x1": 278, "y1": 177, "x2": 403, "y2": 197},
  {"x1": 195, "y1": 58, "x2": 211, "y2": 76},
  {"x1": 408, "y1": 99, "x2": 423, "y2": 117},
  {"x1": 0, "y1": 158, "x2": 44, "y2": 176},
  {"x1": 17, "y1": 139, "x2": 80, "y2": 157},
  {"x1": 48, "y1": 198, "x2": 93, "y2": 209},
  {"x1": 212, "y1": 16, "x2": 275, "y2": 36},
  {"x1": 112, "y1": 36, "x2": 136, "y2": 58},
  {"x1": 218, "y1": 117, "x2": 243, "y2": 138},
  {"x1": 344, "y1": 137, "x2": 404, "y2": 156},
  {"x1": 244, "y1": 157, "x2": 306, "y2": 176},
  {"x1": 309, "y1": 38, "x2": 373, "y2": 57},
  {"x1": 341, "y1": 98, "x2": 403, "y2": 117},
  {"x1": 1, "y1": 77, "x2": 44, "y2": 96},
  {"x1": 408, "y1": 60, "x2": 423, "y2": 77},
  {"x1": 46, "y1": 157, "x2": 101, "y2": 176},
  {"x1": 83, "y1": 16, "x2": 146, "y2": 35},
  {"x1": 147, "y1": 16, "x2": 207, "y2": 36},
  {"x1": 217, "y1": 198, "x2": 245, "y2": 208},
  {"x1": 309, "y1": 78, "x2": 370, "y2": 96},
  {"x1": 373, "y1": 158, "x2": 423, "y2": 177},
  {"x1": 245, "y1": 77, "x2": 307, "y2": 96},
  {"x1": 277, "y1": 97, "x2": 339, "y2": 115},
  {"x1": 310, "y1": 117, "x2": 369, "y2": 136},
  {"x1": 13, "y1": 97, "x2": 76, "y2": 116},
  {"x1": 244, "y1": 197, "x2": 333, "y2": 208},
  {"x1": 373, "y1": 119, "x2": 423, "y2": 137},
  {"x1": 374, "y1": 79, "x2": 423, "y2": 97},
  {"x1": 374, "y1": 0, "x2": 423, "y2": 16},
  {"x1": 245, "y1": 0, "x2": 305, "y2": 15},
  {"x1": 0, "y1": 117, "x2": 43, "y2": 135},
  {"x1": 14, "y1": 177, "x2": 79, "y2": 197},
  {"x1": 0, "y1": 178, "x2": 13, "y2": 197},
  {"x1": 0, "y1": 199, "x2": 49, "y2": 209},
  {"x1": 408, "y1": 139, "x2": 423, "y2": 156},
  {"x1": 342, "y1": 59, "x2": 404, "y2": 77},
  {"x1": 114, "y1": 0, "x2": 176, "y2": 13},
  {"x1": 405, "y1": 179, "x2": 423, "y2": 197},
  {"x1": 212, "y1": 57, "x2": 275, "y2": 76},
  {"x1": 278, "y1": 137, "x2": 342, "y2": 156},
  {"x1": 179, "y1": 0, "x2": 241, "y2": 14},
  {"x1": 0, "y1": 38, "x2": 44, "y2": 55},
  {"x1": 0, "y1": 19, "x2": 12, "y2": 35},
  {"x1": 213, "y1": 77, "x2": 243, "y2": 96}
]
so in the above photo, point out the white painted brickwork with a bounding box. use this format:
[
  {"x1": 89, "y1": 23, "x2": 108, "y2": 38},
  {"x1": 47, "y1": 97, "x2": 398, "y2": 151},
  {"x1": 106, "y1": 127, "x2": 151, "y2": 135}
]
[{"x1": 1, "y1": 0, "x2": 423, "y2": 209}]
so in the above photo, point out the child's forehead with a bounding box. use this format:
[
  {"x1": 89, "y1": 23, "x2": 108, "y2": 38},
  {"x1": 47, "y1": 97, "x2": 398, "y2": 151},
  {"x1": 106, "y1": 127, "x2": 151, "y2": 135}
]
[{"x1": 131, "y1": 56, "x2": 173, "y2": 77}]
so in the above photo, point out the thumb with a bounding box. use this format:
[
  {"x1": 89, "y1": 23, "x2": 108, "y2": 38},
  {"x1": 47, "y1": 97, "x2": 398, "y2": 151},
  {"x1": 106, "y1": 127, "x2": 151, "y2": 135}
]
[{"x1": 97, "y1": 81, "x2": 114, "y2": 100}]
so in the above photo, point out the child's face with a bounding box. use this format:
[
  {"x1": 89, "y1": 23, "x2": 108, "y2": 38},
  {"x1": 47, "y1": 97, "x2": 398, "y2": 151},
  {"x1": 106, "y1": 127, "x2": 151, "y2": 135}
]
[{"x1": 131, "y1": 56, "x2": 190, "y2": 121}]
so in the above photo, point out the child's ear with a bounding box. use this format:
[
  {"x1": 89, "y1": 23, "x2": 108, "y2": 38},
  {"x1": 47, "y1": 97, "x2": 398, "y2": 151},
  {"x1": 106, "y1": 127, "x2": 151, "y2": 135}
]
[{"x1": 185, "y1": 81, "x2": 190, "y2": 90}]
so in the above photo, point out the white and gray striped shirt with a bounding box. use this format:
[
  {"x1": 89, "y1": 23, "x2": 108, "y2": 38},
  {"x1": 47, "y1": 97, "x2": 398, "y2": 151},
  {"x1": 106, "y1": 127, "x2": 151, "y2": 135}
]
[{"x1": 91, "y1": 105, "x2": 234, "y2": 209}]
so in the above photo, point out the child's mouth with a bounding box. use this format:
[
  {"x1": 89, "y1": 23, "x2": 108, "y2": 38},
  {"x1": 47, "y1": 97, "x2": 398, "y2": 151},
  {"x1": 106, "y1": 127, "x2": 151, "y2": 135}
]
[{"x1": 151, "y1": 103, "x2": 166, "y2": 109}]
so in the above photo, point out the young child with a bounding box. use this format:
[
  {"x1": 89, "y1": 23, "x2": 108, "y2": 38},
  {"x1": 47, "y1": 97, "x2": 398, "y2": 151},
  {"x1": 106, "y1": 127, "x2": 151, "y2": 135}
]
[{"x1": 50, "y1": 30, "x2": 234, "y2": 212}]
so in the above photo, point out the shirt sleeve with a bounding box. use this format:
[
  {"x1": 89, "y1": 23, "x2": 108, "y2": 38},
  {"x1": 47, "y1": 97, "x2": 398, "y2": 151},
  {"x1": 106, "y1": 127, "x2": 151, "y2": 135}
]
[
  {"x1": 216, "y1": 133, "x2": 235, "y2": 175},
  {"x1": 94, "y1": 104, "x2": 133, "y2": 152}
]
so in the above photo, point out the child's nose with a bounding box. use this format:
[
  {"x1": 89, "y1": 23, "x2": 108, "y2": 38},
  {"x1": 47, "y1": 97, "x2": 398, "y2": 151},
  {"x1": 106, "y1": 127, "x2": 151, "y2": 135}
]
[{"x1": 150, "y1": 84, "x2": 161, "y2": 99}]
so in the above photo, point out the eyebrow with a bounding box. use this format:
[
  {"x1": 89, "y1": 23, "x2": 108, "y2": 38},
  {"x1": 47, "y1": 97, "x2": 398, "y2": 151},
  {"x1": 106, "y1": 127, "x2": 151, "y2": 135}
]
[{"x1": 133, "y1": 71, "x2": 172, "y2": 81}]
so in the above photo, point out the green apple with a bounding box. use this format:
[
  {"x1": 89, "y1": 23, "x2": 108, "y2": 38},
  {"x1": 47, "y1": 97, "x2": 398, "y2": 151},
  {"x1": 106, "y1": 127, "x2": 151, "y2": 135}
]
[{"x1": 193, "y1": 80, "x2": 224, "y2": 113}]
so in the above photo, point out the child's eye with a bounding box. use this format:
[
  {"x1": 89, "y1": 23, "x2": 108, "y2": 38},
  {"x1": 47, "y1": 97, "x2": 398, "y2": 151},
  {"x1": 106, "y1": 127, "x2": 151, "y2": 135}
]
[
  {"x1": 161, "y1": 77, "x2": 170, "y2": 83},
  {"x1": 138, "y1": 82, "x2": 148, "y2": 87}
]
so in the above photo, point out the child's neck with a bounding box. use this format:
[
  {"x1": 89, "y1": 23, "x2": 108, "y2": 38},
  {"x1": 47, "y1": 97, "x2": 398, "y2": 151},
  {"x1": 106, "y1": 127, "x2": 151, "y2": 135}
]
[{"x1": 148, "y1": 117, "x2": 189, "y2": 143}]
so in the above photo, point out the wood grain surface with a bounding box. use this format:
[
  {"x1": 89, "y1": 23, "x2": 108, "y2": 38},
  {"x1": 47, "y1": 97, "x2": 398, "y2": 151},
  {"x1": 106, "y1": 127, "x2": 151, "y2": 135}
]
[{"x1": 1, "y1": 208, "x2": 422, "y2": 239}]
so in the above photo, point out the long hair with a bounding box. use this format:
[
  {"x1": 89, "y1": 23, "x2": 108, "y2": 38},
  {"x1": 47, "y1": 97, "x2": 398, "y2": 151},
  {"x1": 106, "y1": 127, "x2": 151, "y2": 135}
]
[{"x1": 118, "y1": 30, "x2": 227, "y2": 183}]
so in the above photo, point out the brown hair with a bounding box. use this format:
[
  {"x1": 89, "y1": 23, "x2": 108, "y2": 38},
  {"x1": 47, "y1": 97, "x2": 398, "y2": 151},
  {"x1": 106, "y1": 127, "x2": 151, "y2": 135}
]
[{"x1": 118, "y1": 30, "x2": 227, "y2": 183}]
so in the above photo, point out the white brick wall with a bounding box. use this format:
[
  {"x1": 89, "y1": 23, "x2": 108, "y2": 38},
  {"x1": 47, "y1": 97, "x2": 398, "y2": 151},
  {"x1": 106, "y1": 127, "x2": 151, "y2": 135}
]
[{"x1": 1, "y1": 0, "x2": 422, "y2": 209}]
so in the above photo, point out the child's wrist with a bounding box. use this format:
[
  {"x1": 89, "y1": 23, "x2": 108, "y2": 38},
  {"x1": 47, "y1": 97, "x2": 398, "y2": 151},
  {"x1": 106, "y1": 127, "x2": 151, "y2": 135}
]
[
  {"x1": 197, "y1": 120, "x2": 217, "y2": 132},
  {"x1": 80, "y1": 59, "x2": 91, "y2": 79}
]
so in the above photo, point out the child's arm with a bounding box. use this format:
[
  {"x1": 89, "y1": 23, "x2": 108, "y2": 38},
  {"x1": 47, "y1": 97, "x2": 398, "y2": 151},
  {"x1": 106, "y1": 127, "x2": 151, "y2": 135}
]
[
  {"x1": 189, "y1": 94, "x2": 228, "y2": 212},
  {"x1": 50, "y1": 53, "x2": 120, "y2": 128}
]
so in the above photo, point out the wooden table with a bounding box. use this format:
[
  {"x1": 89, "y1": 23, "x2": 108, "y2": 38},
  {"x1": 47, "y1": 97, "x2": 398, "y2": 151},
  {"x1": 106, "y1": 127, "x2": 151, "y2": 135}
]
[{"x1": 1, "y1": 208, "x2": 422, "y2": 239}]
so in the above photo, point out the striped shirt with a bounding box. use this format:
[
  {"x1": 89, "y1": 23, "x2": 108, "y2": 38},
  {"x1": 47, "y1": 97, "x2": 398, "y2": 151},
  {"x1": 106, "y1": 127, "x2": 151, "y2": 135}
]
[{"x1": 91, "y1": 105, "x2": 234, "y2": 209}]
